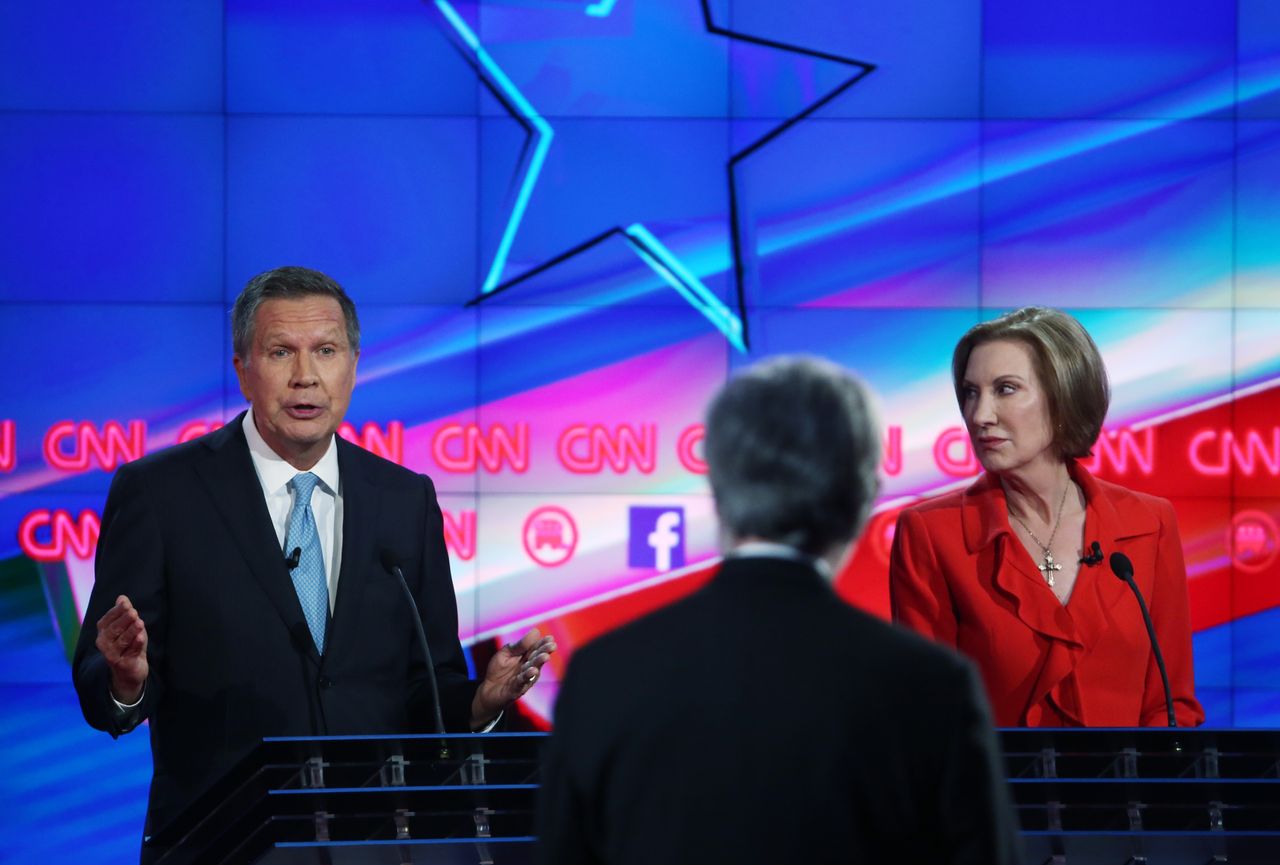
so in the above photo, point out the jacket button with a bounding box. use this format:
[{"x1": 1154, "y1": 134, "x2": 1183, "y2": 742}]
[{"x1": 318, "y1": 676, "x2": 333, "y2": 689}]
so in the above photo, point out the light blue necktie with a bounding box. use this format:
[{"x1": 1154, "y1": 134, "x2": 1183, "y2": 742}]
[{"x1": 285, "y1": 472, "x2": 328, "y2": 654}]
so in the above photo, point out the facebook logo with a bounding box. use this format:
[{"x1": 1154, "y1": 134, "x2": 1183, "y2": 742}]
[{"x1": 628, "y1": 506, "x2": 686, "y2": 572}]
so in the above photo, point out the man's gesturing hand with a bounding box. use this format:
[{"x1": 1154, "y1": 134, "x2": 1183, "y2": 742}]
[
  {"x1": 471, "y1": 628, "x2": 557, "y2": 728},
  {"x1": 95, "y1": 595, "x2": 148, "y2": 704}
]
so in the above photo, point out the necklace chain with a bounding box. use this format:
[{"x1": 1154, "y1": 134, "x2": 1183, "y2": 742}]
[{"x1": 1009, "y1": 483, "x2": 1071, "y2": 587}]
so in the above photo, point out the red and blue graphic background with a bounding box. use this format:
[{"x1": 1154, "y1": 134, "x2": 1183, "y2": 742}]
[{"x1": 2, "y1": 1, "x2": 1280, "y2": 860}]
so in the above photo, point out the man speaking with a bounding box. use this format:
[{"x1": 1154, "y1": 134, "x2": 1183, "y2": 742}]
[
  {"x1": 537, "y1": 356, "x2": 1020, "y2": 865},
  {"x1": 73, "y1": 266, "x2": 554, "y2": 861}
]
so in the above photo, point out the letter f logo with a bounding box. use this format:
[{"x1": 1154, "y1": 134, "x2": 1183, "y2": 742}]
[
  {"x1": 647, "y1": 511, "x2": 682, "y2": 573},
  {"x1": 628, "y1": 505, "x2": 686, "y2": 572}
]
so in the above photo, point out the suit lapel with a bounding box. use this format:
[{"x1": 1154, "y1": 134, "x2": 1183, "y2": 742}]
[
  {"x1": 193, "y1": 415, "x2": 321, "y2": 665},
  {"x1": 962, "y1": 472, "x2": 1084, "y2": 724},
  {"x1": 326, "y1": 440, "x2": 378, "y2": 659},
  {"x1": 1070, "y1": 465, "x2": 1158, "y2": 659},
  {"x1": 962, "y1": 474, "x2": 1082, "y2": 648}
]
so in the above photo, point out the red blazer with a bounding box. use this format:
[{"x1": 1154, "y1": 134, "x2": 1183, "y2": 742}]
[{"x1": 890, "y1": 463, "x2": 1204, "y2": 727}]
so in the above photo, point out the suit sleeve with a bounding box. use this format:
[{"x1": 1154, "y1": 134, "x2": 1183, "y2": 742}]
[
  {"x1": 410, "y1": 473, "x2": 480, "y2": 732},
  {"x1": 935, "y1": 661, "x2": 1023, "y2": 865},
  {"x1": 889, "y1": 508, "x2": 958, "y2": 648},
  {"x1": 71, "y1": 462, "x2": 166, "y2": 736},
  {"x1": 1140, "y1": 498, "x2": 1205, "y2": 727}
]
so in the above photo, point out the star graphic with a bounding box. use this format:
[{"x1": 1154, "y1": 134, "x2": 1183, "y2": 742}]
[{"x1": 430, "y1": 0, "x2": 875, "y2": 351}]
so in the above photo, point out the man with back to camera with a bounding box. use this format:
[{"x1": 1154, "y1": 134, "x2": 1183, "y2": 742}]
[
  {"x1": 537, "y1": 356, "x2": 1022, "y2": 865},
  {"x1": 72, "y1": 265, "x2": 555, "y2": 861}
]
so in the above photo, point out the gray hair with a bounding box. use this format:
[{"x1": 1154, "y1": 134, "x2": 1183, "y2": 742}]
[
  {"x1": 705, "y1": 356, "x2": 882, "y2": 556},
  {"x1": 232, "y1": 266, "x2": 361, "y2": 359}
]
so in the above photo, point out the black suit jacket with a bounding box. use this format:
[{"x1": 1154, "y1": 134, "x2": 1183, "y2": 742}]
[
  {"x1": 72, "y1": 414, "x2": 478, "y2": 844},
  {"x1": 537, "y1": 556, "x2": 1022, "y2": 865}
]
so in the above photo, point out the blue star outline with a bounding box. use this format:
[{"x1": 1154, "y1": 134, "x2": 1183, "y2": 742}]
[{"x1": 432, "y1": 0, "x2": 875, "y2": 351}]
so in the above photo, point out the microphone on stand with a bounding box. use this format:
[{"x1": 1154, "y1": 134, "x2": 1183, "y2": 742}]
[
  {"x1": 380, "y1": 550, "x2": 450, "y2": 758},
  {"x1": 1110, "y1": 552, "x2": 1176, "y2": 727}
]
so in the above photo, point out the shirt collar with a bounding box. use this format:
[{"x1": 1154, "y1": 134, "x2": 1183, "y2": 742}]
[
  {"x1": 242, "y1": 409, "x2": 340, "y2": 496},
  {"x1": 723, "y1": 541, "x2": 833, "y2": 581}
]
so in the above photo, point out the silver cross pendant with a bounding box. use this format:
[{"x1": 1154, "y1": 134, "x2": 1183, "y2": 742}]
[{"x1": 1040, "y1": 552, "x2": 1063, "y2": 587}]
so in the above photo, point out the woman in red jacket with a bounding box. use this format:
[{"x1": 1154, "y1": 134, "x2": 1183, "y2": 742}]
[{"x1": 890, "y1": 307, "x2": 1203, "y2": 727}]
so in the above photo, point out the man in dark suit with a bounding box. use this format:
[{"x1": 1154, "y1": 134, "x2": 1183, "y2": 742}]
[
  {"x1": 537, "y1": 356, "x2": 1021, "y2": 865},
  {"x1": 73, "y1": 266, "x2": 554, "y2": 860}
]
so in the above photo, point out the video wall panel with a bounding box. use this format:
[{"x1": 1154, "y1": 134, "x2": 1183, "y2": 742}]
[
  {"x1": 225, "y1": 0, "x2": 479, "y2": 116},
  {"x1": 737, "y1": 119, "x2": 983, "y2": 309},
  {"x1": 0, "y1": 115, "x2": 225, "y2": 303},
  {"x1": 727, "y1": 0, "x2": 981, "y2": 119},
  {"x1": 982, "y1": 0, "x2": 1236, "y2": 120},
  {"x1": 226, "y1": 116, "x2": 481, "y2": 303},
  {"x1": 0, "y1": 2, "x2": 222, "y2": 113},
  {"x1": 981, "y1": 120, "x2": 1235, "y2": 308}
]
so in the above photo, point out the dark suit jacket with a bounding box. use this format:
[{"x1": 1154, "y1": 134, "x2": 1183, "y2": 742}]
[
  {"x1": 72, "y1": 414, "x2": 478, "y2": 845},
  {"x1": 890, "y1": 461, "x2": 1204, "y2": 727},
  {"x1": 537, "y1": 556, "x2": 1021, "y2": 865}
]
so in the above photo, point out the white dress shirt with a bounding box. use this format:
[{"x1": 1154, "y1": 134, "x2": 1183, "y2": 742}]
[{"x1": 242, "y1": 410, "x2": 343, "y2": 612}]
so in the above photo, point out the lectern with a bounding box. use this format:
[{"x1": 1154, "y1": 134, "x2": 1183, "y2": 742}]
[
  {"x1": 150, "y1": 728, "x2": 1280, "y2": 864},
  {"x1": 1004, "y1": 728, "x2": 1280, "y2": 864},
  {"x1": 150, "y1": 732, "x2": 544, "y2": 864}
]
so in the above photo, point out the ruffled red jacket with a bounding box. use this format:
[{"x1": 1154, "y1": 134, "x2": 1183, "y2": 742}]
[{"x1": 890, "y1": 463, "x2": 1204, "y2": 727}]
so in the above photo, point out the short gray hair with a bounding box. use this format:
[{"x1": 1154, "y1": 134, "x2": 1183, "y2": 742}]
[
  {"x1": 232, "y1": 266, "x2": 360, "y2": 359},
  {"x1": 705, "y1": 356, "x2": 881, "y2": 556}
]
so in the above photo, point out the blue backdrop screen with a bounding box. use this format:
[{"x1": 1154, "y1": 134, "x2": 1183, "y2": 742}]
[{"x1": 2, "y1": 1, "x2": 1279, "y2": 860}]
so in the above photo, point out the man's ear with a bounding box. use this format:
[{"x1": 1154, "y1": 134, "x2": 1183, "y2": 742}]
[{"x1": 232, "y1": 355, "x2": 251, "y2": 402}]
